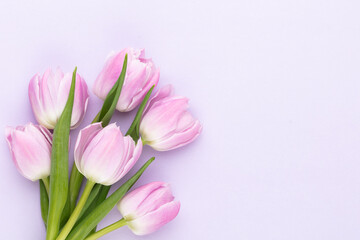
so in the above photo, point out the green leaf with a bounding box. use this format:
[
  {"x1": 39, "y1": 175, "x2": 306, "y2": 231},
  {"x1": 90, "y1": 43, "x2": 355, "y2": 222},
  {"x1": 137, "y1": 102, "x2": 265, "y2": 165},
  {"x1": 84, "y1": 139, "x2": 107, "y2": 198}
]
[
  {"x1": 60, "y1": 198, "x2": 71, "y2": 228},
  {"x1": 46, "y1": 67, "x2": 77, "y2": 240},
  {"x1": 68, "y1": 55, "x2": 128, "y2": 215},
  {"x1": 97, "y1": 54, "x2": 128, "y2": 127},
  {"x1": 126, "y1": 85, "x2": 155, "y2": 141},
  {"x1": 66, "y1": 157, "x2": 155, "y2": 240},
  {"x1": 39, "y1": 180, "x2": 49, "y2": 228}
]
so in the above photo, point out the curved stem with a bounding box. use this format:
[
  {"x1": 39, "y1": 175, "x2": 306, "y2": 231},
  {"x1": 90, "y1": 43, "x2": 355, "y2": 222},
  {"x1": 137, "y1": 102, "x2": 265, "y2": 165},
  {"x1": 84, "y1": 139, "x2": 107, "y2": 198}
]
[
  {"x1": 56, "y1": 180, "x2": 95, "y2": 240},
  {"x1": 41, "y1": 177, "x2": 50, "y2": 195},
  {"x1": 84, "y1": 218, "x2": 127, "y2": 240}
]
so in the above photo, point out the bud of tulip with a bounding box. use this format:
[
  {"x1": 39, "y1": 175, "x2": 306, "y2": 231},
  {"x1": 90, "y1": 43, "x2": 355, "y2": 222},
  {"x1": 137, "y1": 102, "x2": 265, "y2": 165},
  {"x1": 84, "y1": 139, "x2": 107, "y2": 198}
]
[
  {"x1": 117, "y1": 182, "x2": 180, "y2": 235},
  {"x1": 74, "y1": 123, "x2": 142, "y2": 186},
  {"x1": 5, "y1": 123, "x2": 52, "y2": 181},
  {"x1": 28, "y1": 68, "x2": 89, "y2": 129},
  {"x1": 93, "y1": 48, "x2": 160, "y2": 112},
  {"x1": 139, "y1": 85, "x2": 202, "y2": 151}
]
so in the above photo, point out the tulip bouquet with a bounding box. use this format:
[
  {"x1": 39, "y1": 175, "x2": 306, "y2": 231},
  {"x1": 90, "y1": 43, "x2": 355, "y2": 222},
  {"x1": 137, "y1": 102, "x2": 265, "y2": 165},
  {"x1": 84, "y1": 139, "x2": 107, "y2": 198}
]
[{"x1": 5, "y1": 48, "x2": 201, "y2": 240}]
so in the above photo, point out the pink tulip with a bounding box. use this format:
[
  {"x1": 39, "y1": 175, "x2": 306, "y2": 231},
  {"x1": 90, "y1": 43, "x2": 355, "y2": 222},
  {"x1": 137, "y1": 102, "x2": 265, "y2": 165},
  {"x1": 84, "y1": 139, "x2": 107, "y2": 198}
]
[
  {"x1": 93, "y1": 48, "x2": 160, "y2": 112},
  {"x1": 74, "y1": 123, "x2": 142, "y2": 186},
  {"x1": 29, "y1": 68, "x2": 89, "y2": 129},
  {"x1": 139, "y1": 85, "x2": 202, "y2": 151},
  {"x1": 5, "y1": 123, "x2": 52, "y2": 181},
  {"x1": 117, "y1": 182, "x2": 180, "y2": 235}
]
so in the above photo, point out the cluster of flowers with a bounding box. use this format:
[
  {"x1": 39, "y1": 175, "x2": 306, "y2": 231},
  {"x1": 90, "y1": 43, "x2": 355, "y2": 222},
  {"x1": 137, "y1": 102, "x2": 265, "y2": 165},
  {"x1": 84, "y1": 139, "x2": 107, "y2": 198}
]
[{"x1": 5, "y1": 48, "x2": 202, "y2": 240}]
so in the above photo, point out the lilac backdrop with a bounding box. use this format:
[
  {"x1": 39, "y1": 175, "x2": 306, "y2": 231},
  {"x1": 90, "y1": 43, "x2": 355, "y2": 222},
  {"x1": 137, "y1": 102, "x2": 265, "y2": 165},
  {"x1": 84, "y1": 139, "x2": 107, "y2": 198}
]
[{"x1": 1, "y1": 0, "x2": 360, "y2": 239}]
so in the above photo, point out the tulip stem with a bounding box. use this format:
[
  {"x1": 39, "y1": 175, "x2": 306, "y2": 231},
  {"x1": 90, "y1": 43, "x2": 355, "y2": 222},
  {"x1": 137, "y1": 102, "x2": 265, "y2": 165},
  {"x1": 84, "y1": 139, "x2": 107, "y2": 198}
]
[
  {"x1": 56, "y1": 180, "x2": 95, "y2": 240},
  {"x1": 84, "y1": 218, "x2": 127, "y2": 240},
  {"x1": 41, "y1": 178, "x2": 50, "y2": 195}
]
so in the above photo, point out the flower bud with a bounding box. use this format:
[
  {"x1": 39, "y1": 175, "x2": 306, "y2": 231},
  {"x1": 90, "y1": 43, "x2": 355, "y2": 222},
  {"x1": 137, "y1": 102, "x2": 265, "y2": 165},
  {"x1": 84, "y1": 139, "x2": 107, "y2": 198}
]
[
  {"x1": 74, "y1": 123, "x2": 142, "y2": 186},
  {"x1": 139, "y1": 85, "x2": 202, "y2": 151},
  {"x1": 93, "y1": 48, "x2": 160, "y2": 112},
  {"x1": 5, "y1": 123, "x2": 52, "y2": 181},
  {"x1": 117, "y1": 182, "x2": 180, "y2": 235},
  {"x1": 28, "y1": 68, "x2": 89, "y2": 129}
]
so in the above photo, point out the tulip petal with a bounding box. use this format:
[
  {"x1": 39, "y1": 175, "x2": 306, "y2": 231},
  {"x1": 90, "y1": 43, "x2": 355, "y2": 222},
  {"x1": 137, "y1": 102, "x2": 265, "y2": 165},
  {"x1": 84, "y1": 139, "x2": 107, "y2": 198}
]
[
  {"x1": 74, "y1": 123, "x2": 103, "y2": 169},
  {"x1": 81, "y1": 124, "x2": 124, "y2": 185},
  {"x1": 29, "y1": 74, "x2": 55, "y2": 129},
  {"x1": 143, "y1": 84, "x2": 174, "y2": 115},
  {"x1": 150, "y1": 120, "x2": 202, "y2": 151},
  {"x1": 135, "y1": 184, "x2": 175, "y2": 216},
  {"x1": 71, "y1": 74, "x2": 89, "y2": 128},
  {"x1": 110, "y1": 137, "x2": 142, "y2": 183},
  {"x1": 5, "y1": 124, "x2": 51, "y2": 181},
  {"x1": 118, "y1": 182, "x2": 166, "y2": 218},
  {"x1": 93, "y1": 51, "x2": 127, "y2": 100},
  {"x1": 140, "y1": 97, "x2": 189, "y2": 141},
  {"x1": 127, "y1": 67, "x2": 160, "y2": 112},
  {"x1": 127, "y1": 201, "x2": 181, "y2": 235}
]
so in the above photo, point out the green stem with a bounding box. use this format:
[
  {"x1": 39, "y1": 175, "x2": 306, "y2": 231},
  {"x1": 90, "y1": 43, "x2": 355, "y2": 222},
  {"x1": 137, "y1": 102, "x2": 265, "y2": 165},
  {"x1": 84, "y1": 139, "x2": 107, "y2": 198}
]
[
  {"x1": 39, "y1": 180, "x2": 49, "y2": 228},
  {"x1": 41, "y1": 177, "x2": 50, "y2": 195},
  {"x1": 56, "y1": 180, "x2": 95, "y2": 240},
  {"x1": 84, "y1": 219, "x2": 127, "y2": 240},
  {"x1": 69, "y1": 163, "x2": 84, "y2": 213}
]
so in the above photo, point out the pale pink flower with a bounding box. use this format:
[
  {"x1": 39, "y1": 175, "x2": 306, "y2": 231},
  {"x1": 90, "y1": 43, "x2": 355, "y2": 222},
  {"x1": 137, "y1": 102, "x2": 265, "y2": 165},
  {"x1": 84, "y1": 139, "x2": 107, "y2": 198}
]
[
  {"x1": 74, "y1": 123, "x2": 142, "y2": 186},
  {"x1": 118, "y1": 182, "x2": 180, "y2": 235},
  {"x1": 28, "y1": 68, "x2": 89, "y2": 129},
  {"x1": 5, "y1": 123, "x2": 52, "y2": 181},
  {"x1": 93, "y1": 48, "x2": 160, "y2": 112},
  {"x1": 139, "y1": 85, "x2": 202, "y2": 151}
]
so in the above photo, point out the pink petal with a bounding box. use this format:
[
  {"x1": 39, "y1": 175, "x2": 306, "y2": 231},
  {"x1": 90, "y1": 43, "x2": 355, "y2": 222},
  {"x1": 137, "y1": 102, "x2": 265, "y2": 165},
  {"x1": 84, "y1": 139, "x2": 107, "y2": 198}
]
[
  {"x1": 93, "y1": 50, "x2": 127, "y2": 100},
  {"x1": 143, "y1": 85, "x2": 174, "y2": 115},
  {"x1": 80, "y1": 124, "x2": 125, "y2": 185},
  {"x1": 150, "y1": 120, "x2": 202, "y2": 151},
  {"x1": 140, "y1": 97, "x2": 189, "y2": 141},
  {"x1": 71, "y1": 74, "x2": 89, "y2": 128},
  {"x1": 74, "y1": 123, "x2": 103, "y2": 170},
  {"x1": 118, "y1": 182, "x2": 166, "y2": 218},
  {"x1": 127, "y1": 201, "x2": 180, "y2": 236},
  {"x1": 135, "y1": 184, "x2": 175, "y2": 216},
  {"x1": 5, "y1": 125, "x2": 51, "y2": 181},
  {"x1": 126, "y1": 67, "x2": 160, "y2": 111}
]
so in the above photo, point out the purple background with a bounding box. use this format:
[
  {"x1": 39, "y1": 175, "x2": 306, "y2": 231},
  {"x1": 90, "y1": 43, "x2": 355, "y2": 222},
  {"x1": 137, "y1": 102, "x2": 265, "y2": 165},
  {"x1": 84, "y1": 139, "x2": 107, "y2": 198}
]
[{"x1": 1, "y1": 0, "x2": 360, "y2": 239}]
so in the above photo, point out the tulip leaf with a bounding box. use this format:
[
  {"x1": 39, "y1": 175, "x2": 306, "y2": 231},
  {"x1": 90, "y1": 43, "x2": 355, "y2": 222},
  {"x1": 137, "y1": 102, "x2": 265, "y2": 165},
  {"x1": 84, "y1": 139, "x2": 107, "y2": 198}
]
[
  {"x1": 126, "y1": 85, "x2": 155, "y2": 141},
  {"x1": 39, "y1": 180, "x2": 49, "y2": 228},
  {"x1": 46, "y1": 67, "x2": 77, "y2": 240},
  {"x1": 66, "y1": 157, "x2": 155, "y2": 240},
  {"x1": 68, "y1": 55, "x2": 128, "y2": 215},
  {"x1": 97, "y1": 54, "x2": 128, "y2": 127}
]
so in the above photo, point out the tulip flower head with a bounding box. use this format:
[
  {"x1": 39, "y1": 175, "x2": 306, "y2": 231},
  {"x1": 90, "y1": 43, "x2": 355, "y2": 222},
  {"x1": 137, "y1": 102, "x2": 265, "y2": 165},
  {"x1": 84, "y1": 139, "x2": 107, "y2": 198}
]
[
  {"x1": 93, "y1": 48, "x2": 160, "y2": 112},
  {"x1": 5, "y1": 123, "x2": 52, "y2": 181},
  {"x1": 74, "y1": 123, "x2": 142, "y2": 186},
  {"x1": 117, "y1": 182, "x2": 180, "y2": 235},
  {"x1": 28, "y1": 68, "x2": 89, "y2": 129},
  {"x1": 139, "y1": 85, "x2": 202, "y2": 151}
]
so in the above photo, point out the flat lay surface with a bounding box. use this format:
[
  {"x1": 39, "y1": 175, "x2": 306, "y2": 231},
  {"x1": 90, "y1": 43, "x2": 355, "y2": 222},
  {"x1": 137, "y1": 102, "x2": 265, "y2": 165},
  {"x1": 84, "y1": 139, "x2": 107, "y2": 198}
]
[{"x1": 1, "y1": 0, "x2": 360, "y2": 239}]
